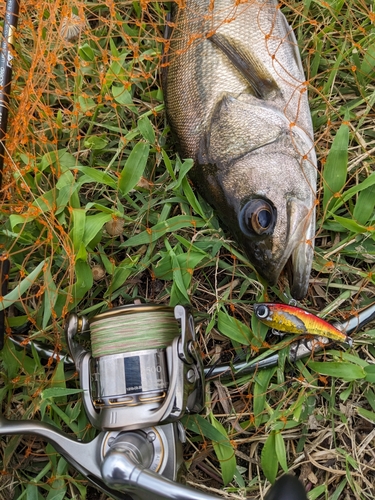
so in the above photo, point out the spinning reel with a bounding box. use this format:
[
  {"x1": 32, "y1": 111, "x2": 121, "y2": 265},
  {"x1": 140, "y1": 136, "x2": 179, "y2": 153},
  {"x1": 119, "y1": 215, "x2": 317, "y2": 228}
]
[{"x1": 0, "y1": 303, "x2": 213, "y2": 500}]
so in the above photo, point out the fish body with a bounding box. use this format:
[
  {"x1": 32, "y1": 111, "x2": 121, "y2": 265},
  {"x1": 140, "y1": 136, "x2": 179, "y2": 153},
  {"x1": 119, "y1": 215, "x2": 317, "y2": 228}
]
[
  {"x1": 254, "y1": 303, "x2": 353, "y2": 345},
  {"x1": 163, "y1": 0, "x2": 317, "y2": 299}
]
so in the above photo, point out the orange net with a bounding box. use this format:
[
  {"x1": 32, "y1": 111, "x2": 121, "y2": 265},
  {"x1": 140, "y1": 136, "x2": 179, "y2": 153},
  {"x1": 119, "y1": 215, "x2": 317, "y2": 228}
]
[{"x1": 0, "y1": 0, "x2": 374, "y2": 331}]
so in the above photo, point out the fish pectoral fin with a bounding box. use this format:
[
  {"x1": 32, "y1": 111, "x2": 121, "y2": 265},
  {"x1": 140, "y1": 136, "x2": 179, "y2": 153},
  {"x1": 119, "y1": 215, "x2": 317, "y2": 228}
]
[
  {"x1": 205, "y1": 94, "x2": 286, "y2": 164},
  {"x1": 208, "y1": 33, "x2": 280, "y2": 100}
]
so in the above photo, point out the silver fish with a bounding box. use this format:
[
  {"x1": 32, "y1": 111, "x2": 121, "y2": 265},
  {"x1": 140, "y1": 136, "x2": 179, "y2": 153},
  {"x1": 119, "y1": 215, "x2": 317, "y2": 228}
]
[{"x1": 162, "y1": 0, "x2": 317, "y2": 300}]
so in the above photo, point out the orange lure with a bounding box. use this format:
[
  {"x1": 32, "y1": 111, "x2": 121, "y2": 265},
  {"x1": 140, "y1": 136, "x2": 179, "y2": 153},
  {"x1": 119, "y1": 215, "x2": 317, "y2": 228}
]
[{"x1": 254, "y1": 303, "x2": 352, "y2": 346}]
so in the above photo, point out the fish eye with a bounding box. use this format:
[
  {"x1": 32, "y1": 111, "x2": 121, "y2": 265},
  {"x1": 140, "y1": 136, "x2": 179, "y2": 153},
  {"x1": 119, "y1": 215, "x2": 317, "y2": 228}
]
[
  {"x1": 255, "y1": 304, "x2": 269, "y2": 319},
  {"x1": 239, "y1": 199, "x2": 276, "y2": 236}
]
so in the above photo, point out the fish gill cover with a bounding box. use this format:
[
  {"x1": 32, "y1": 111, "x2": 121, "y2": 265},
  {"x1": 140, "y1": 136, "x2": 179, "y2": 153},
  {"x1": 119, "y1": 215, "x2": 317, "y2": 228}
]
[{"x1": 0, "y1": 0, "x2": 374, "y2": 498}]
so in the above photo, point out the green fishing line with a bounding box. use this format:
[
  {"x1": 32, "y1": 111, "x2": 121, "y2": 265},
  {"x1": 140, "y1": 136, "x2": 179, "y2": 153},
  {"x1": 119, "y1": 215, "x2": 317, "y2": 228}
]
[{"x1": 90, "y1": 307, "x2": 179, "y2": 358}]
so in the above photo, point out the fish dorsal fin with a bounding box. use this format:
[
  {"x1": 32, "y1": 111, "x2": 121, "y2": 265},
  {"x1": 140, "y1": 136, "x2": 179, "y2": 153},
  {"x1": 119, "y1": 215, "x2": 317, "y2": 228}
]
[
  {"x1": 204, "y1": 94, "x2": 288, "y2": 165},
  {"x1": 208, "y1": 33, "x2": 280, "y2": 100}
]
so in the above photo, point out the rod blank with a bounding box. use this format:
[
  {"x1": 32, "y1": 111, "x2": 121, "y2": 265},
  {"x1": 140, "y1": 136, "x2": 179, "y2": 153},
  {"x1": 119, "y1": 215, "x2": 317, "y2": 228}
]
[{"x1": 0, "y1": 0, "x2": 20, "y2": 184}]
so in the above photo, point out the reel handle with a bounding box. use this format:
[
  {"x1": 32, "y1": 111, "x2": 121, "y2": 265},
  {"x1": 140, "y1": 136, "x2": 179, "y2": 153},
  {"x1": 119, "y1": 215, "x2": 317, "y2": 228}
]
[
  {"x1": 0, "y1": 414, "x2": 223, "y2": 500},
  {"x1": 102, "y1": 446, "x2": 222, "y2": 500}
]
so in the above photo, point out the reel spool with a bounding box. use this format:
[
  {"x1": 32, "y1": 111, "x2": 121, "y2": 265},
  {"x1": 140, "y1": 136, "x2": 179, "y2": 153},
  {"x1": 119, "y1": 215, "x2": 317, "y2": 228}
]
[{"x1": 66, "y1": 304, "x2": 204, "y2": 431}]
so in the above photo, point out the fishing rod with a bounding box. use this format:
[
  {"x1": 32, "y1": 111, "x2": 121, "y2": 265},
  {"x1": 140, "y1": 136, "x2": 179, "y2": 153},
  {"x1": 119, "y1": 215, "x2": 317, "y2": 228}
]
[
  {"x1": 0, "y1": 0, "x2": 20, "y2": 349},
  {"x1": 0, "y1": 0, "x2": 19, "y2": 183},
  {"x1": 10, "y1": 299, "x2": 375, "y2": 378}
]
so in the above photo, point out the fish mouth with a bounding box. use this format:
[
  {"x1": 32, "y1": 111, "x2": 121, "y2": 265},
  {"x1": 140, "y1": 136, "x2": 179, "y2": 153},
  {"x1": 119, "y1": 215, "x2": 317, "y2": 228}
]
[
  {"x1": 284, "y1": 199, "x2": 315, "y2": 300},
  {"x1": 287, "y1": 236, "x2": 314, "y2": 300},
  {"x1": 261, "y1": 245, "x2": 312, "y2": 301},
  {"x1": 284, "y1": 249, "x2": 311, "y2": 300},
  {"x1": 246, "y1": 197, "x2": 315, "y2": 300}
]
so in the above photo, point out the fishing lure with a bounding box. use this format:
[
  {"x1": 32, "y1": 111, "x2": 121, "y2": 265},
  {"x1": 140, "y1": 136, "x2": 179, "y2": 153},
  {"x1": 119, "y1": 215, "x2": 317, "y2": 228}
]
[{"x1": 254, "y1": 303, "x2": 352, "y2": 346}]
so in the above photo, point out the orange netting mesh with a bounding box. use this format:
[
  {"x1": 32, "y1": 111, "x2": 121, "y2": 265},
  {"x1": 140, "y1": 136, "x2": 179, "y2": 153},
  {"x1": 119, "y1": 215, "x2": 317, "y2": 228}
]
[{"x1": 0, "y1": 0, "x2": 374, "y2": 331}]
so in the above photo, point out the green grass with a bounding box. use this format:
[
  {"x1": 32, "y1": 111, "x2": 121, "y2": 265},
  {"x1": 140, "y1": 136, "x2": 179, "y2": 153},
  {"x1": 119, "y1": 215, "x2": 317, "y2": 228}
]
[{"x1": 1, "y1": 0, "x2": 375, "y2": 498}]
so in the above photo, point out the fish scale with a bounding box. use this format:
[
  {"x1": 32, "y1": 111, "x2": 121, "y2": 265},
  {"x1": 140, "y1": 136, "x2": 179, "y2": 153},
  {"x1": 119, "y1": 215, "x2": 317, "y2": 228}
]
[{"x1": 163, "y1": 0, "x2": 317, "y2": 299}]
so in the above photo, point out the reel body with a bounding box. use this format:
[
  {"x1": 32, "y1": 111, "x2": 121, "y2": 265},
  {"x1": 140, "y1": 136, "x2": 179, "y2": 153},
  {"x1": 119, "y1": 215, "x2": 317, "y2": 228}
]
[{"x1": 66, "y1": 303, "x2": 204, "y2": 431}]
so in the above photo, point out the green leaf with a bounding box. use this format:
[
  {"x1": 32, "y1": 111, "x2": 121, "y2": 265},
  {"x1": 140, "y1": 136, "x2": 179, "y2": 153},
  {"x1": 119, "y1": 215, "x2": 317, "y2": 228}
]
[
  {"x1": 74, "y1": 166, "x2": 117, "y2": 188},
  {"x1": 56, "y1": 171, "x2": 80, "y2": 211},
  {"x1": 71, "y1": 209, "x2": 86, "y2": 255},
  {"x1": 261, "y1": 431, "x2": 278, "y2": 483},
  {"x1": 331, "y1": 171, "x2": 375, "y2": 214},
  {"x1": 73, "y1": 260, "x2": 93, "y2": 307},
  {"x1": 162, "y1": 149, "x2": 175, "y2": 180},
  {"x1": 118, "y1": 141, "x2": 150, "y2": 195},
  {"x1": 254, "y1": 367, "x2": 276, "y2": 428},
  {"x1": 154, "y1": 246, "x2": 206, "y2": 305},
  {"x1": 138, "y1": 115, "x2": 155, "y2": 143},
  {"x1": 169, "y1": 158, "x2": 194, "y2": 190},
  {"x1": 307, "y1": 361, "x2": 366, "y2": 381},
  {"x1": 123, "y1": 216, "x2": 205, "y2": 247},
  {"x1": 1, "y1": 340, "x2": 23, "y2": 380},
  {"x1": 42, "y1": 387, "x2": 83, "y2": 399},
  {"x1": 49, "y1": 402, "x2": 80, "y2": 434},
  {"x1": 65, "y1": 400, "x2": 82, "y2": 422},
  {"x1": 109, "y1": 37, "x2": 120, "y2": 57},
  {"x1": 182, "y1": 414, "x2": 232, "y2": 449},
  {"x1": 78, "y1": 95, "x2": 96, "y2": 112},
  {"x1": 43, "y1": 265, "x2": 58, "y2": 329},
  {"x1": 327, "y1": 350, "x2": 369, "y2": 368},
  {"x1": 79, "y1": 43, "x2": 95, "y2": 61},
  {"x1": 169, "y1": 248, "x2": 190, "y2": 304},
  {"x1": 83, "y1": 213, "x2": 112, "y2": 246},
  {"x1": 40, "y1": 148, "x2": 77, "y2": 171},
  {"x1": 10, "y1": 191, "x2": 57, "y2": 228},
  {"x1": 57, "y1": 457, "x2": 68, "y2": 475},
  {"x1": 111, "y1": 85, "x2": 138, "y2": 112},
  {"x1": 217, "y1": 311, "x2": 252, "y2": 345},
  {"x1": 182, "y1": 414, "x2": 235, "y2": 485},
  {"x1": 9, "y1": 213, "x2": 30, "y2": 230},
  {"x1": 364, "y1": 364, "x2": 375, "y2": 383},
  {"x1": 210, "y1": 414, "x2": 236, "y2": 485},
  {"x1": 356, "y1": 406, "x2": 375, "y2": 424},
  {"x1": 360, "y1": 41, "x2": 375, "y2": 77},
  {"x1": 25, "y1": 483, "x2": 39, "y2": 500},
  {"x1": 105, "y1": 256, "x2": 139, "y2": 297},
  {"x1": 322, "y1": 121, "x2": 349, "y2": 211},
  {"x1": 332, "y1": 214, "x2": 370, "y2": 234},
  {"x1": 0, "y1": 260, "x2": 46, "y2": 311},
  {"x1": 181, "y1": 177, "x2": 208, "y2": 219},
  {"x1": 84, "y1": 135, "x2": 109, "y2": 151},
  {"x1": 352, "y1": 183, "x2": 375, "y2": 225},
  {"x1": 364, "y1": 388, "x2": 375, "y2": 412},
  {"x1": 49, "y1": 358, "x2": 66, "y2": 400},
  {"x1": 46, "y1": 479, "x2": 66, "y2": 500},
  {"x1": 275, "y1": 431, "x2": 288, "y2": 473},
  {"x1": 103, "y1": 57, "x2": 127, "y2": 91}
]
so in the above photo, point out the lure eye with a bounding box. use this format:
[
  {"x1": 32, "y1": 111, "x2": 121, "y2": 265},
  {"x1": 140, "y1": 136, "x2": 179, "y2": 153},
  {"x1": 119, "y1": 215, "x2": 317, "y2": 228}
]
[
  {"x1": 255, "y1": 304, "x2": 269, "y2": 319},
  {"x1": 239, "y1": 199, "x2": 276, "y2": 236}
]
